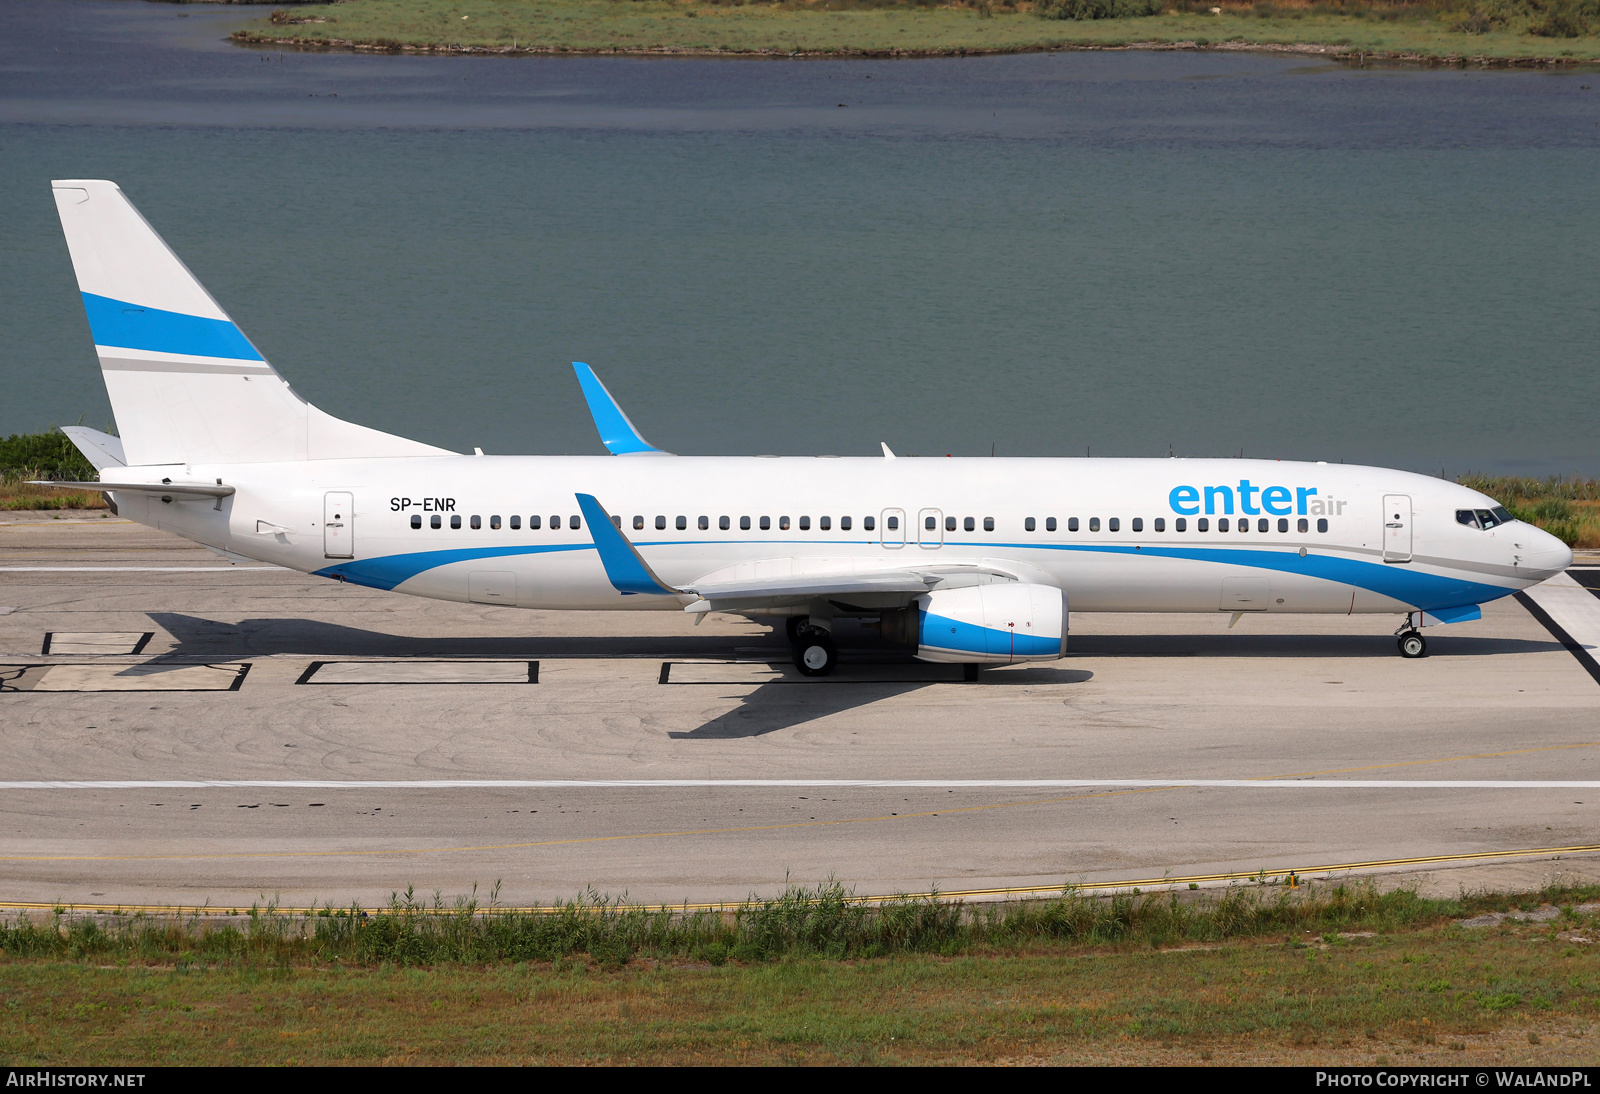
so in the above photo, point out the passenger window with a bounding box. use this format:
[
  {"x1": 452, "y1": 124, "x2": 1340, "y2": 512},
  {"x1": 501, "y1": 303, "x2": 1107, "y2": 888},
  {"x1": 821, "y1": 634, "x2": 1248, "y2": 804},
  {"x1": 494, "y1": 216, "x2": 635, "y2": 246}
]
[
  {"x1": 1131, "y1": 517, "x2": 1143, "y2": 533},
  {"x1": 1317, "y1": 518, "x2": 1328, "y2": 533},
  {"x1": 1297, "y1": 518, "x2": 1308, "y2": 533},
  {"x1": 1277, "y1": 518, "x2": 1288, "y2": 533},
  {"x1": 926, "y1": 516, "x2": 937, "y2": 531},
  {"x1": 550, "y1": 515, "x2": 560, "y2": 530},
  {"x1": 411, "y1": 514, "x2": 422, "y2": 529},
  {"x1": 1198, "y1": 518, "x2": 1209, "y2": 532},
  {"x1": 761, "y1": 516, "x2": 771, "y2": 530},
  {"x1": 719, "y1": 516, "x2": 730, "y2": 531},
  {"x1": 1089, "y1": 517, "x2": 1100, "y2": 532},
  {"x1": 491, "y1": 515, "x2": 501, "y2": 530},
  {"x1": 1219, "y1": 518, "x2": 1230, "y2": 532},
  {"x1": 963, "y1": 517, "x2": 975, "y2": 532},
  {"x1": 821, "y1": 516, "x2": 832, "y2": 531},
  {"x1": 945, "y1": 516, "x2": 956, "y2": 532},
  {"x1": 886, "y1": 515, "x2": 897, "y2": 530},
  {"x1": 529, "y1": 515, "x2": 541, "y2": 530},
  {"x1": 656, "y1": 515, "x2": 666, "y2": 531},
  {"x1": 1154, "y1": 517, "x2": 1165, "y2": 532},
  {"x1": 800, "y1": 516, "x2": 811, "y2": 531},
  {"x1": 780, "y1": 516, "x2": 791, "y2": 530},
  {"x1": 570, "y1": 516, "x2": 581, "y2": 530},
  {"x1": 431, "y1": 515, "x2": 441, "y2": 529},
  {"x1": 510, "y1": 515, "x2": 521, "y2": 530},
  {"x1": 840, "y1": 516, "x2": 852, "y2": 531},
  {"x1": 1175, "y1": 518, "x2": 1185, "y2": 532},
  {"x1": 634, "y1": 516, "x2": 644, "y2": 530},
  {"x1": 470, "y1": 515, "x2": 481, "y2": 530},
  {"x1": 1109, "y1": 517, "x2": 1120, "y2": 532},
  {"x1": 676, "y1": 516, "x2": 687, "y2": 531},
  {"x1": 451, "y1": 515, "x2": 462, "y2": 530},
  {"x1": 698, "y1": 516, "x2": 709, "y2": 531},
  {"x1": 1026, "y1": 517, "x2": 1036, "y2": 532},
  {"x1": 983, "y1": 517, "x2": 994, "y2": 532},
  {"x1": 1258, "y1": 518, "x2": 1269, "y2": 533},
  {"x1": 864, "y1": 516, "x2": 875, "y2": 531},
  {"x1": 611, "y1": 515, "x2": 621, "y2": 529},
  {"x1": 740, "y1": 516, "x2": 751, "y2": 531}
]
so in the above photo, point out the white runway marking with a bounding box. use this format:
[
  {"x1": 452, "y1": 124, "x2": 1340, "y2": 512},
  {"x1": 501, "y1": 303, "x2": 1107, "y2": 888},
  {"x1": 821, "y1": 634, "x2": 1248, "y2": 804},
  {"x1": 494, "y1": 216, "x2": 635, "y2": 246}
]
[
  {"x1": 3, "y1": 779, "x2": 1600, "y2": 790},
  {"x1": 0, "y1": 566, "x2": 280, "y2": 572}
]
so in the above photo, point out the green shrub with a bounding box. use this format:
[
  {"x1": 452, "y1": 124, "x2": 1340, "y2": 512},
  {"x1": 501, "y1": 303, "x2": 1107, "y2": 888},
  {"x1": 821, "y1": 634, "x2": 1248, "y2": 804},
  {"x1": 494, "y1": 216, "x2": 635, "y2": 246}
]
[{"x1": 1035, "y1": 0, "x2": 1164, "y2": 19}]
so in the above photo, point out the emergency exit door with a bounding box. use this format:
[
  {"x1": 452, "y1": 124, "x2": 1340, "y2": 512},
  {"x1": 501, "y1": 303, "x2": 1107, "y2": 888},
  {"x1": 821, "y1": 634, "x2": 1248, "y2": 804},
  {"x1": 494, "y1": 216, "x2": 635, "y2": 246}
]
[
  {"x1": 324, "y1": 492, "x2": 353, "y2": 559},
  {"x1": 1382, "y1": 494, "x2": 1412, "y2": 563}
]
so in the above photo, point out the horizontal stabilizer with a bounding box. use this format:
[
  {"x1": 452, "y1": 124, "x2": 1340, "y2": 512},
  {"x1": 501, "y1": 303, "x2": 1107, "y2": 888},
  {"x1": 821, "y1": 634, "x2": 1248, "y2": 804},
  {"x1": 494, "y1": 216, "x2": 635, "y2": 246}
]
[
  {"x1": 572, "y1": 363, "x2": 671, "y2": 456},
  {"x1": 30, "y1": 480, "x2": 234, "y2": 500},
  {"x1": 60, "y1": 426, "x2": 125, "y2": 470}
]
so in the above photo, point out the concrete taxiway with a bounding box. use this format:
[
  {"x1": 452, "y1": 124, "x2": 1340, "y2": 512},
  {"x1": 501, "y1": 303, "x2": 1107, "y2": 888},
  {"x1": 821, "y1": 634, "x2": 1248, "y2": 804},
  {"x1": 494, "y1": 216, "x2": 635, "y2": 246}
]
[{"x1": 3, "y1": 512, "x2": 1600, "y2": 911}]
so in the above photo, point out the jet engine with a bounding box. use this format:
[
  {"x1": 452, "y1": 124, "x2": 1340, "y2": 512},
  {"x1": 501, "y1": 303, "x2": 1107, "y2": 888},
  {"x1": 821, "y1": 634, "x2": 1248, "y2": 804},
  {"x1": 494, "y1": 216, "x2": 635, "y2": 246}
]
[{"x1": 904, "y1": 582, "x2": 1067, "y2": 664}]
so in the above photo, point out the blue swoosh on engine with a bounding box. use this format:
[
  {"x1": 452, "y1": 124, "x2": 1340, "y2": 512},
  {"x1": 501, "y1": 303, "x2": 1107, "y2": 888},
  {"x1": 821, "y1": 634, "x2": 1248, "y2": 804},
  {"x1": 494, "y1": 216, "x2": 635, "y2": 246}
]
[
  {"x1": 81, "y1": 292, "x2": 264, "y2": 361},
  {"x1": 919, "y1": 609, "x2": 1062, "y2": 657}
]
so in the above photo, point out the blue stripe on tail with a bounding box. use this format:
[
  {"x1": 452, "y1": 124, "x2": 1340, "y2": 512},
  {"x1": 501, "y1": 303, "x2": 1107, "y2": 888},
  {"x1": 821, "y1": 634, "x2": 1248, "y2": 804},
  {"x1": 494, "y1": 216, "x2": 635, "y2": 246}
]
[{"x1": 81, "y1": 292, "x2": 263, "y2": 361}]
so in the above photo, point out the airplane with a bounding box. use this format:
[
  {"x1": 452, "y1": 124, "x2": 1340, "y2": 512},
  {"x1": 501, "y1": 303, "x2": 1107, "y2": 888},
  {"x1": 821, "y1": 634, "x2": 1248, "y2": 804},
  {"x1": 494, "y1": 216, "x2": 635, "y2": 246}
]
[{"x1": 37, "y1": 180, "x2": 1573, "y2": 676}]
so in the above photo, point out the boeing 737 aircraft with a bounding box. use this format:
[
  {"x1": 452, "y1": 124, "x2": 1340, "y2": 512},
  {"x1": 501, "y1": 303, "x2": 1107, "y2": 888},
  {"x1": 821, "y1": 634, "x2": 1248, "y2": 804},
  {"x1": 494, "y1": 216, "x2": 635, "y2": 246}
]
[{"x1": 39, "y1": 180, "x2": 1573, "y2": 675}]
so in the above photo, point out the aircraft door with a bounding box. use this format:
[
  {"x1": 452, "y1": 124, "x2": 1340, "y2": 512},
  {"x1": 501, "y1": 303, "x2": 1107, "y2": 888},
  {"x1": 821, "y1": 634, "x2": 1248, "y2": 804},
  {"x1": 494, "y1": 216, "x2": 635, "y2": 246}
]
[
  {"x1": 880, "y1": 508, "x2": 906, "y2": 549},
  {"x1": 1382, "y1": 494, "x2": 1412, "y2": 563},
  {"x1": 323, "y1": 491, "x2": 354, "y2": 559},
  {"x1": 918, "y1": 508, "x2": 943, "y2": 549}
]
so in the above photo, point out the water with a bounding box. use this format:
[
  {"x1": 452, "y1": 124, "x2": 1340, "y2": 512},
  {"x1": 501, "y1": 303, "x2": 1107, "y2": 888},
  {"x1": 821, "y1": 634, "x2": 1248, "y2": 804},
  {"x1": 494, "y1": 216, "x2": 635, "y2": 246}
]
[{"x1": 3, "y1": 1, "x2": 1599, "y2": 473}]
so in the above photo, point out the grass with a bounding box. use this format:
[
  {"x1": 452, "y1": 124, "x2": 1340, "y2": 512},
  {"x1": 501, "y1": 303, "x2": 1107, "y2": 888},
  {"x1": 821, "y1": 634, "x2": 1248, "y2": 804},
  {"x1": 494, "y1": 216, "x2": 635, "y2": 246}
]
[
  {"x1": 229, "y1": 0, "x2": 1600, "y2": 61},
  {"x1": 1459, "y1": 475, "x2": 1600, "y2": 548},
  {"x1": 4, "y1": 881, "x2": 1600, "y2": 1064},
  {"x1": 0, "y1": 431, "x2": 105, "y2": 512}
]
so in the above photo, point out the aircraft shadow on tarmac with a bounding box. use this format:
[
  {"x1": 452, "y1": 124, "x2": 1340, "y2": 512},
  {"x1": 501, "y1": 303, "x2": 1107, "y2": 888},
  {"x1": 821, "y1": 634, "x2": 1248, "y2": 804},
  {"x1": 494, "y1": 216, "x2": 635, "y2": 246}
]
[
  {"x1": 668, "y1": 664, "x2": 1096, "y2": 740},
  {"x1": 145, "y1": 613, "x2": 1564, "y2": 663}
]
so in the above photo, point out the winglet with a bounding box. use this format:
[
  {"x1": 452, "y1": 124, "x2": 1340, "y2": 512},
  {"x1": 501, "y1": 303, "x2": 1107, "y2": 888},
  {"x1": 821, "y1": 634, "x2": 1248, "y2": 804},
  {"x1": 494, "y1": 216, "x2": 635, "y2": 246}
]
[
  {"x1": 572, "y1": 363, "x2": 672, "y2": 456},
  {"x1": 881, "y1": 442, "x2": 896, "y2": 459},
  {"x1": 574, "y1": 493, "x2": 680, "y2": 596}
]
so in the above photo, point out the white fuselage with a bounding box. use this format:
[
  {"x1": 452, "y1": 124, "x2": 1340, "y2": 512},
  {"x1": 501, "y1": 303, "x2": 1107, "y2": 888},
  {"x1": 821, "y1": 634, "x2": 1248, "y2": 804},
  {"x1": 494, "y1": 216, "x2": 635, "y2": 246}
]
[{"x1": 106, "y1": 455, "x2": 1571, "y2": 619}]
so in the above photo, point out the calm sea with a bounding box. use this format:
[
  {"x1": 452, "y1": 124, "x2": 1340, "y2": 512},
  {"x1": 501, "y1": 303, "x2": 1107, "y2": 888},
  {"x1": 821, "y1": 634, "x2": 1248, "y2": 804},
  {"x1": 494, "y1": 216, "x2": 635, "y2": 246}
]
[{"x1": 3, "y1": 1, "x2": 1599, "y2": 473}]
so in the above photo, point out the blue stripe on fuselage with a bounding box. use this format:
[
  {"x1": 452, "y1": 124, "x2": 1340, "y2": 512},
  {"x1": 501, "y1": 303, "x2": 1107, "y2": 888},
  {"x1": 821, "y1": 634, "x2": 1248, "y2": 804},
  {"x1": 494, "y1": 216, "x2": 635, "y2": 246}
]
[
  {"x1": 81, "y1": 292, "x2": 263, "y2": 361},
  {"x1": 313, "y1": 539, "x2": 1512, "y2": 611}
]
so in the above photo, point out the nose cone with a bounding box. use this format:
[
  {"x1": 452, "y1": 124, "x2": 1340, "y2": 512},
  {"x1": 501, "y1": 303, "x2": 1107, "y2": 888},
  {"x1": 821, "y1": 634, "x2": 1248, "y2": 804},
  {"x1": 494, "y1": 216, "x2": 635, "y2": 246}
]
[{"x1": 1518, "y1": 523, "x2": 1573, "y2": 582}]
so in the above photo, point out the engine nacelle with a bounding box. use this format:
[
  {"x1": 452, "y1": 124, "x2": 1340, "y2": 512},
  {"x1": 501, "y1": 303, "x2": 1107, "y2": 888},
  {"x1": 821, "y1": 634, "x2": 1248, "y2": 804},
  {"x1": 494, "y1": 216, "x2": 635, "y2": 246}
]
[{"x1": 913, "y1": 582, "x2": 1067, "y2": 664}]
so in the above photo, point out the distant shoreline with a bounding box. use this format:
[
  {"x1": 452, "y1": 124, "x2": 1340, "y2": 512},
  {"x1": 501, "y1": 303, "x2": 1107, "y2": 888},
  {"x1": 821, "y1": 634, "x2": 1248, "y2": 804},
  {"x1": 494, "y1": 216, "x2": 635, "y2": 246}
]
[
  {"x1": 226, "y1": 1, "x2": 1600, "y2": 68},
  {"x1": 231, "y1": 32, "x2": 1599, "y2": 66}
]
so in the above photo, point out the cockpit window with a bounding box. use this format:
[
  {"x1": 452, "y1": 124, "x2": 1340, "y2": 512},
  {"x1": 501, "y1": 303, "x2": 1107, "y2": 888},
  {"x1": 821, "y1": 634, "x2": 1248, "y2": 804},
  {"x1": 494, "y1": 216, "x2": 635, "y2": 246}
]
[{"x1": 1458, "y1": 507, "x2": 1514, "y2": 530}]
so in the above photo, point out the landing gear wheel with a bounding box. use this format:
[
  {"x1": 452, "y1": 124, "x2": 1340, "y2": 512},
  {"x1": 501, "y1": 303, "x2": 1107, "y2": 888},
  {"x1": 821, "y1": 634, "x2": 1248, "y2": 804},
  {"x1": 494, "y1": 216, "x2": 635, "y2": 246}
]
[
  {"x1": 1398, "y1": 630, "x2": 1427, "y2": 659},
  {"x1": 793, "y1": 633, "x2": 838, "y2": 677}
]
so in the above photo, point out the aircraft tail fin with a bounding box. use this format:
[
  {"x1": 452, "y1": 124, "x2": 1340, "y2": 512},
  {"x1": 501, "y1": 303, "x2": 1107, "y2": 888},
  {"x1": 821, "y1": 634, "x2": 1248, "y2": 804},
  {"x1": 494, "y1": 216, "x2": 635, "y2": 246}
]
[{"x1": 52, "y1": 180, "x2": 453, "y2": 466}]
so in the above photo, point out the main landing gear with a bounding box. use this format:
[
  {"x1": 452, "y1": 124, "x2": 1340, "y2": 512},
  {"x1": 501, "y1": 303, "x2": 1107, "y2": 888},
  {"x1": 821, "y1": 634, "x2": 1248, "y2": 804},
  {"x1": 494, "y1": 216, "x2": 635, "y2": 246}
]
[{"x1": 790, "y1": 621, "x2": 838, "y2": 677}]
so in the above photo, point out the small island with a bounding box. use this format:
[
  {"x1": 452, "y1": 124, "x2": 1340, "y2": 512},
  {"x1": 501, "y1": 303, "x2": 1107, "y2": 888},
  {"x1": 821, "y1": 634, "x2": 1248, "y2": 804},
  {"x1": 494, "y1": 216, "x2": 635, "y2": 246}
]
[{"x1": 231, "y1": 0, "x2": 1600, "y2": 64}]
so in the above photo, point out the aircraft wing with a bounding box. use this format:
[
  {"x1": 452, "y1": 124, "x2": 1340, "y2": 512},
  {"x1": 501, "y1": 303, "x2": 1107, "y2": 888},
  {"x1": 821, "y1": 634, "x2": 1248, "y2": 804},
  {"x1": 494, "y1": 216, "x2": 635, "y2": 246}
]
[{"x1": 577, "y1": 492, "x2": 1017, "y2": 612}]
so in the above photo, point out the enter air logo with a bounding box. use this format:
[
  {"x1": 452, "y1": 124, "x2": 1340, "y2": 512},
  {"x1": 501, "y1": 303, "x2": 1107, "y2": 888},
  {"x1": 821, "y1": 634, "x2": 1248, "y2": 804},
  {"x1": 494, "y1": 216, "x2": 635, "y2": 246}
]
[{"x1": 1169, "y1": 480, "x2": 1346, "y2": 517}]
